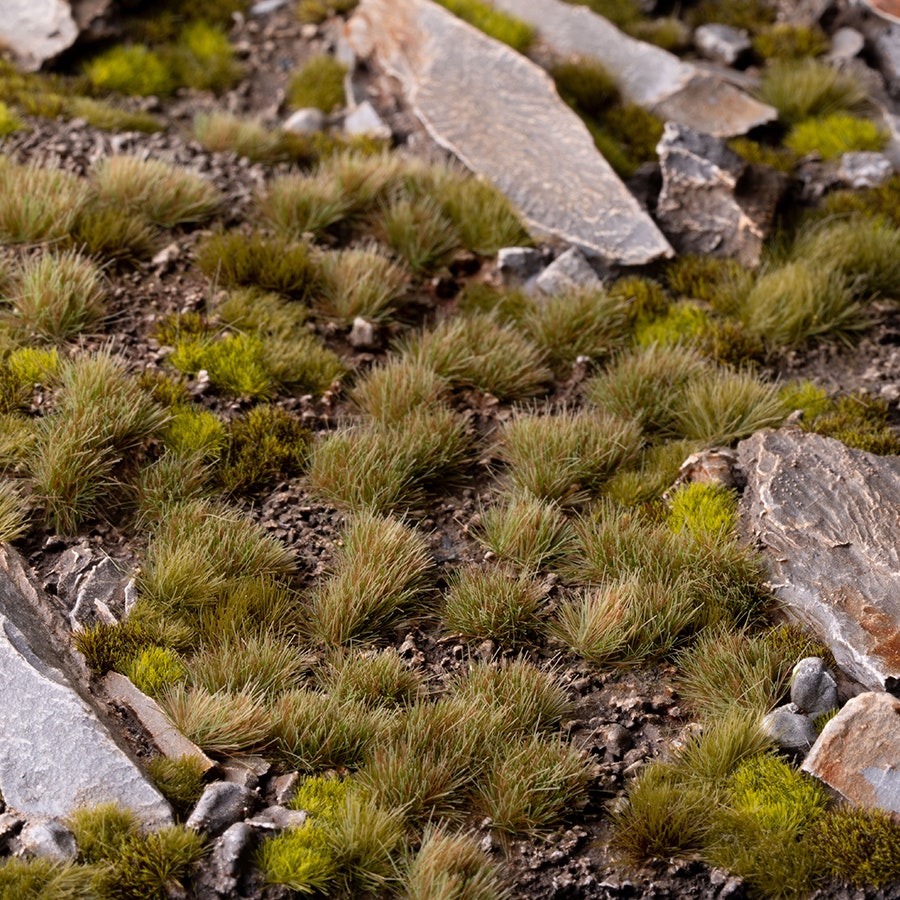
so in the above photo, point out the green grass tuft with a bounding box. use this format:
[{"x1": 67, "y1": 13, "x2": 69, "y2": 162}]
[
  {"x1": 753, "y1": 22, "x2": 828, "y2": 59},
  {"x1": 786, "y1": 113, "x2": 886, "y2": 159},
  {"x1": 668, "y1": 483, "x2": 738, "y2": 543},
  {"x1": 758, "y1": 58, "x2": 867, "y2": 126},
  {"x1": 317, "y1": 648, "x2": 426, "y2": 708},
  {"x1": 304, "y1": 511, "x2": 433, "y2": 645},
  {"x1": 125, "y1": 645, "x2": 187, "y2": 698},
  {"x1": 146, "y1": 755, "x2": 208, "y2": 820},
  {"x1": 316, "y1": 246, "x2": 406, "y2": 322},
  {"x1": 376, "y1": 195, "x2": 461, "y2": 273},
  {"x1": 351, "y1": 359, "x2": 448, "y2": 425},
  {"x1": 434, "y1": 0, "x2": 535, "y2": 51}
]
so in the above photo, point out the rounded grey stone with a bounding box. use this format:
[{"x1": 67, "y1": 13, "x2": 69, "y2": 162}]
[
  {"x1": 790, "y1": 657, "x2": 838, "y2": 717},
  {"x1": 761, "y1": 704, "x2": 818, "y2": 752},
  {"x1": 282, "y1": 108, "x2": 326, "y2": 135},
  {"x1": 18, "y1": 820, "x2": 77, "y2": 861}
]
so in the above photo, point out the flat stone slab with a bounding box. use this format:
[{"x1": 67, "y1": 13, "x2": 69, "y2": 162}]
[
  {"x1": 738, "y1": 429, "x2": 900, "y2": 692},
  {"x1": 489, "y1": 0, "x2": 776, "y2": 137},
  {"x1": 803, "y1": 691, "x2": 900, "y2": 816},
  {"x1": 0, "y1": 549, "x2": 172, "y2": 827},
  {"x1": 346, "y1": 0, "x2": 673, "y2": 265},
  {"x1": 0, "y1": 0, "x2": 79, "y2": 71}
]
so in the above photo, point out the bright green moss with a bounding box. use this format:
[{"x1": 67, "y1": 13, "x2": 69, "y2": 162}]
[
  {"x1": 804, "y1": 392, "x2": 900, "y2": 455},
  {"x1": 162, "y1": 406, "x2": 227, "y2": 459},
  {"x1": 752, "y1": 22, "x2": 828, "y2": 59},
  {"x1": 169, "y1": 333, "x2": 274, "y2": 399},
  {"x1": 72, "y1": 620, "x2": 154, "y2": 675},
  {"x1": 172, "y1": 21, "x2": 241, "y2": 93},
  {"x1": 146, "y1": 756, "x2": 208, "y2": 820},
  {"x1": 125, "y1": 645, "x2": 187, "y2": 698},
  {"x1": 0, "y1": 102, "x2": 22, "y2": 136},
  {"x1": 635, "y1": 301, "x2": 712, "y2": 348},
  {"x1": 779, "y1": 380, "x2": 830, "y2": 419},
  {"x1": 290, "y1": 776, "x2": 352, "y2": 816},
  {"x1": 816, "y1": 807, "x2": 900, "y2": 887},
  {"x1": 728, "y1": 137, "x2": 799, "y2": 173},
  {"x1": 85, "y1": 45, "x2": 176, "y2": 97},
  {"x1": 668, "y1": 483, "x2": 738, "y2": 542},
  {"x1": 287, "y1": 55, "x2": 346, "y2": 112},
  {"x1": 786, "y1": 113, "x2": 887, "y2": 159}
]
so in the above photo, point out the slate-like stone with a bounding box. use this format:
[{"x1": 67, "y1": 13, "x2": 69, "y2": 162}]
[
  {"x1": 488, "y1": 0, "x2": 776, "y2": 137},
  {"x1": 186, "y1": 783, "x2": 257, "y2": 837},
  {"x1": 282, "y1": 108, "x2": 326, "y2": 134},
  {"x1": 0, "y1": 548, "x2": 172, "y2": 827},
  {"x1": 535, "y1": 247, "x2": 603, "y2": 296},
  {"x1": 498, "y1": 247, "x2": 543, "y2": 283},
  {"x1": 0, "y1": 0, "x2": 79, "y2": 71},
  {"x1": 103, "y1": 672, "x2": 215, "y2": 772},
  {"x1": 346, "y1": 0, "x2": 673, "y2": 265},
  {"x1": 655, "y1": 122, "x2": 788, "y2": 266},
  {"x1": 838, "y1": 151, "x2": 895, "y2": 188},
  {"x1": 16, "y1": 820, "x2": 77, "y2": 862},
  {"x1": 694, "y1": 24, "x2": 751, "y2": 66},
  {"x1": 803, "y1": 691, "x2": 900, "y2": 815},
  {"x1": 738, "y1": 428, "x2": 900, "y2": 692}
]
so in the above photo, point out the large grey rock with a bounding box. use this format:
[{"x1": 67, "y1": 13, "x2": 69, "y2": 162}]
[
  {"x1": 0, "y1": 548, "x2": 172, "y2": 826},
  {"x1": 16, "y1": 820, "x2": 77, "y2": 862},
  {"x1": 870, "y1": 21, "x2": 900, "y2": 98},
  {"x1": 346, "y1": 0, "x2": 673, "y2": 265},
  {"x1": 803, "y1": 691, "x2": 900, "y2": 815},
  {"x1": 186, "y1": 782, "x2": 257, "y2": 838},
  {"x1": 0, "y1": 0, "x2": 78, "y2": 71},
  {"x1": 489, "y1": 0, "x2": 776, "y2": 137},
  {"x1": 207, "y1": 822, "x2": 255, "y2": 896},
  {"x1": 655, "y1": 123, "x2": 788, "y2": 267},
  {"x1": 738, "y1": 429, "x2": 900, "y2": 692}
]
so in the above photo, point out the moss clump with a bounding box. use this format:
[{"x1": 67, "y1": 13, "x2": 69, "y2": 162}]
[
  {"x1": 786, "y1": 113, "x2": 887, "y2": 159},
  {"x1": 803, "y1": 392, "x2": 900, "y2": 455},
  {"x1": 688, "y1": 0, "x2": 776, "y2": 31},
  {"x1": 816, "y1": 807, "x2": 900, "y2": 887},
  {"x1": 434, "y1": 0, "x2": 535, "y2": 51},
  {"x1": 85, "y1": 45, "x2": 176, "y2": 97},
  {"x1": 170, "y1": 21, "x2": 241, "y2": 93},
  {"x1": 752, "y1": 23, "x2": 828, "y2": 59},
  {"x1": 668, "y1": 483, "x2": 738, "y2": 542},
  {"x1": 551, "y1": 56, "x2": 619, "y2": 119},
  {"x1": 146, "y1": 755, "x2": 209, "y2": 820},
  {"x1": 665, "y1": 255, "x2": 752, "y2": 312},
  {"x1": 823, "y1": 175, "x2": 900, "y2": 227},
  {"x1": 217, "y1": 404, "x2": 311, "y2": 495},
  {"x1": 162, "y1": 407, "x2": 227, "y2": 459},
  {"x1": 0, "y1": 102, "x2": 23, "y2": 136},
  {"x1": 287, "y1": 55, "x2": 346, "y2": 112},
  {"x1": 169, "y1": 333, "x2": 273, "y2": 399},
  {"x1": 728, "y1": 137, "x2": 799, "y2": 174},
  {"x1": 125, "y1": 645, "x2": 187, "y2": 698}
]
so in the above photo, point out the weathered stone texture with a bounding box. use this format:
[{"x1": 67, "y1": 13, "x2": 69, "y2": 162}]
[
  {"x1": 0, "y1": 0, "x2": 79, "y2": 71},
  {"x1": 346, "y1": 0, "x2": 673, "y2": 265},
  {"x1": 738, "y1": 429, "x2": 900, "y2": 692},
  {"x1": 803, "y1": 691, "x2": 900, "y2": 816},
  {"x1": 489, "y1": 0, "x2": 776, "y2": 136}
]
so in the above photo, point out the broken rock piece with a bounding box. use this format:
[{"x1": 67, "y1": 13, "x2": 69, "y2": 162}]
[
  {"x1": 346, "y1": 0, "x2": 673, "y2": 265},
  {"x1": 738, "y1": 428, "x2": 900, "y2": 692},
  {"x1": 803, "y1": 691, "x2": 900, "y2": 816},
  {"x1": 0, "y1": 0, "x2": 79, "y2": 71},
  {"x1": 489, "y1": 0, "x2": 776, "y2": 137}
]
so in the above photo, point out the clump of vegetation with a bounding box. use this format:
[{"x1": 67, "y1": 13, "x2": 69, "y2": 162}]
[
  {"x1": 73, "y1": 619, "x2": 154, "y2": 675},
  {"x1": 316, "y1": 247, "x2": 406, "y2": 322},
  {"x1": 308, "y1": 406, "x2": 471, "y2": 514},
  {"x1": 125, "y1": 645, "x2": 187, "y2": 698},
  {"x1": 816, "y1": 807, "x2": 900, "y2": 887},
  {"x1": 169, "y1": 21, "x2": 242, "y2": 94},
  {"x1": 442, "y1": 565, "x2": 544, "y2": 645},
  {"x1": 786, "y1": 113, "x2": 886, "y2": 159},
  {"x1": 400, "y1": 313, "x2": 551, "y2": 400},
  {"x1": 92, "y1": 156, "x2": 223, "y2": 228},
  {"x1": 496, "y1": 407, "x2": 642, "y2": 504},
  {"x1": 603, "y1": 439, "x2": 700, "y2": 507},
  {"x1": 287, "y1": 54, "x2": 346, "y2": 112},
  {"x1": 192, "y1": 111, "x2": 315, "y2": 164},
  {"x1": 304, "y1": 511, "x2": 433, "y2": 645},
  {"x1": 434, "y1": 0, "x2": 535, "y2": 52},
  {"x1": 351, "y1": 359, "x2": 448, "y2": 425},
  {"x1": 752, "y1": 22, "x2": 828, "y2": 59},
  {"x1": 195, "y1": 229, "x2": 318, "y2": 298},
  {"x1": 216, "y1": 404, "x2": 311, "y2": 495},
  {"x1": 822, "y1": 175, "x2": 900, "y2": 227},
  {"x1": 803, "y1": 391, "x2": 900, "y2": 455},
  {"x1": 665, "y1": 254, "x2": 752, "y2": 310},
  {"x1": 8, "y1": 249, "x2": 106, "y2": 343},
  {"x1": 376, "y1": 195, "x2": 461, "y2": 273},
  {"x1": 317, "y1": 649, "x2": 426, "y2": 708},
  {"x1": 0, "y1": 160, "x2": 90, "y2": 244},
  {"x1": 168, "y1": 332, "x2": 273, "y2": 399},
  {"x1": 70, "y1": 199, "x2": 161, "y2": 264},
  {"x1": 84, "y1": 44, "x2": 176, "y2": 97},
  {"x1": 0, "y1": 480, "x2": 30, "y2": 542},
  {"x1": 146, "y1": 755, "x2": 208, "y2": 820},
  {"x1": 739, "y1": 261, "x2": 865, "y2": 346},
  {"x1": 669, "y1": 483, "x2": 738, "y2": 543},
  {"x1": 0, "y1": 102, "x2": 22, "y2": 136},
  {"x1": 476, "y1": 494, "x2": 573, "y2": 571},
  {"x1": 758, "y1": 58, "x2": 867, "y2": 126},
  {"x1": 688, "y1": 0, "x2": 775, "y2": 30}
]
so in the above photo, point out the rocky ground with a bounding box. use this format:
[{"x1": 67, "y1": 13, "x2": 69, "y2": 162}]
[{"x1": 3, "y1": 0, "x2": 900, "y2": 898}]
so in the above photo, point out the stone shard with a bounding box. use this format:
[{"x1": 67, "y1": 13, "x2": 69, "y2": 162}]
[
  {"x1": 0, "y1": 547, "x2": 172, "y2": 827},
  {"x1": 488, "y1": 0, "x2": 776, "y2": 137},
  {"x1": 655, "y1": 123, "x2": 788, "y2": 266},
  {"x1": 693, "y1": 24, "x2": 751, "y2": 67},
  {"x1": 0, "y1": 0, "x2": 79, "y2": 71},
  {"x1": 345, "y1": 0, "x2": 673, "y2": 265},
  {"x1": 803, "y1": 691, "x2": 900, "y2": 816},
  {"x1": 535, "y1": 247, "x2": 604, "y2": 296},
  {"x1": 738, "y1": 428, "x2": 900, "y2": 692}
]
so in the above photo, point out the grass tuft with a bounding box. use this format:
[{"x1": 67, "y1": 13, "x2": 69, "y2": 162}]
[
  {"x1": 287, "y1": 55, "x2": 346, "y2": 112},
  {"x1": 376, "y1": 195, "x2": 461, "y2": 273},
  {"x1": 476, "y1": 494, "x2": 573, "y2": 570},
  {"x1": 351, "y1": 359, "x2": 448, "y2": 425},
  {"x1": 304, "y1": 511, "x2": 433, "y2": 645},
  {"x1": 316, "y1": 246, "x2": 406, "y2": 322},
  {"x1": 146, "y1": 755, "x2": 208, "y2": 820},
  {"x1": 317, "y1": 648, "x2": 426, "y2": 708},
  {"x1": 758, "y1": 58, "x2": 867, "y2": 125},
  {"x1": 786, "y1": 113, "x2": 886, "y2": 159}
]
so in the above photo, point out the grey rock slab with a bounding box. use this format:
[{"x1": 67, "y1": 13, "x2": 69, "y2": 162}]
[
  {"x1": 829, "y1": 27, "x2": 866, "y2": 62},
  {"x1": 694, "y1": 24, "x2": 751, "y2": 66},
  {"x1": 16, "y1": 820, "x2": 77, "y2": 862},
  {"x1": 103, "y1": 672, "x2": 215, "y2": 772},
  {"x1": 208, "y1": 822, "x2": 255, "y2": 896},
  {"x1": 803, "y1": 691, "x2": 900, "y2": 815},
  {"x1": 488, "y1": 0, "x2": 776, "y2": 137},
  {"x1": 186, "y1": 783, "x2": 257, "y2": 838},
  {"x1": 760, "y1": 703, "x2": 818, "y2": 753},
  {"x1": 498, "y1": 246, "x2": 543, "y2": 282},
  {"x1": 790, "y1": 657, "x2": 838, "y2": 717},
  {"x1": 0, "y1": 0, "x2": 79, "y2": 71},
  {"x1": 738, "y1": 428, "x2": 900, "y2": 692},
  {"x1": 282, "y1": 108, "x2": 326, "y2": 134},
  {"x1": 0, "y1": 548, "x2": 172, "y2": 827},
  {"x1": 268, "y1": 771, "x2": 299, "y2": 806},
  {"x1": 247, "y1": 806, "x2": 308, "y2": 831},
  {"x1": 838, "y1": 151, "x2": 895, "y2": 188},
  {"x1": 346, "y1": 0, "x2": 672, "y2": 265},
  {"x1": 870, "y1": 22, "x2": 900, "y2": 98},
  {"x1": 535, "y1": 247, "x2": 603, "y2": 296},
  {"x1": 655, "y1": 122, "x2": 788, "y2": 267}
]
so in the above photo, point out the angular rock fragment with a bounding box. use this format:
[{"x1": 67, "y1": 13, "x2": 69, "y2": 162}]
[
  {"x1": 0, "y1": 548, "x2": 172, "y2": 826},
  {"x1": 489, "y1": 0, "x2": 776, "y2": 137},
  {"x1": 803, "y1": 691, "x2": 900, "y2": 815},
  {"x1": 535, "y1": 247, "x2": 604, "y2": 296},
  {"x1": 655, "y1": 123, "x2": 788, "y2": 267},
  {"x1": 16, "y1": 820, "x2": 77, "y2": 862},
  {"x1": 0, "y1": 0, "x2": 79, "y2": 71},
  {"x1": 838, "y1": 151, "x2": 895, "y2": 188},
  {"x1": 738, "y1": 429, "x2": 900, "y2": 692},
  {"x1": 760, "y1": 704, "x2": 818, "y2": 754},
  {"x1": 790, "y1": 657, "x2": 838, "y2": 717},
  {"x1": 186, "y1": 783, "x2": 257, "y2": 837},
  {"x1": 346, "y1": 0, "x2": 673, "y2": 265},
  {"x1": 694, "y1": 24, "x2": 751, "y2": 66}
]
